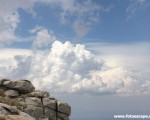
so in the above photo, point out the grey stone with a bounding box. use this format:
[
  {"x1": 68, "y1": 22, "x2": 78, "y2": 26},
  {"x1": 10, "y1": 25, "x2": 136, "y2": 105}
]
[
  {"x1": 0, "y1": 103, "x2": 19, "y2": 115},
  {"x1": 49, "y1": 97, "x2": 55, "y2": 100},
  {"x1": 0, "y1": 113, "x2": 35, "y2": 120},
  {"x1": 43, "y1": 91, "x2": 50, "y2": 98},
  {"x1": 27, "y1": 90, "x2": 50, "y2": 98},
  {"x1": 24, "y1": 105, "x2": 44, "y2": 119},
  {"x1": 40, "y1": 118, "x2": 49, "y2": 120},
  {"x1": 43, "y1": 98, "x2": 56, "y2": 110},
  {"x1": 5, "y1": 112, "x2": 36, "y2": 120},
  {"x1": 57, "y1": 112, "x2": 70, "y2": 120},
  {"x1": 0, "y1": 103, "x2": 35, "y2": 120},
  {"x1": 0, "y1": 79, "x2": 71, "y2": 120},
  {"x1": 44, "y1": 107, "x2": 56, "y2": 120},
  {"x1": 0, "y1": 89, "x2": 5, "y2": 97},
  {"x1": 4, "y1": 90, "x2": 19, "y2": 98},
  {"x1": 0, "y1": 114, "x2": 5, "y2": 120},
  {"x1": 57, "y1": 100, "x2": 71, "y2": 116},
  {"x1": 3, "y1": 80, "x2": 35, "y2": 93},
  {"x1": 25, "y1": 97, "x2": 42, "y2": 107},
  {"x1": 17, "y1": 97, "x2": 26, "y2": 110},
  {"x1": 0, "y1": 79, "x2": 10, "y2": 87},
  {"x1": 0, "y1": 105, "x2": 11, "y2": 115}
]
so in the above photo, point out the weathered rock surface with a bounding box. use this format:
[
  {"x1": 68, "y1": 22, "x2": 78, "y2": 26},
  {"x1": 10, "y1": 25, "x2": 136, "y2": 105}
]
[
  {"x1": 0, "y1": 103, "x2": 35, "y2": 120},
  {"x1": 4, "y1": 90, "x2": 19, "y2": 98},
  {"x1": 0, "y1": 79, "x2": 71, "y2": 120},
  {"x1": 24, "y1": 105, "x2": 44, "y2": 119},
  {"x1": 57, "y1": 100, "x2": 71, "y2": 115},
  {"x1": 0, "y1": 103, "x2": 19, "y2": 115},
  {"x1": 0, "y1": 79, "x2": 10, "y2": 87},
  {"x1": 25, "y1": 97, "x2": 42, "y2": 107},
  {"x1": 27, "y1": 90, "x2": 50, "y2": 98},
  {"x1": 43, "y1": 98, "x2": 56, "y2": 110},
  {"x1": 2, "y1": 80, "x2": 35, "y2": 93}
]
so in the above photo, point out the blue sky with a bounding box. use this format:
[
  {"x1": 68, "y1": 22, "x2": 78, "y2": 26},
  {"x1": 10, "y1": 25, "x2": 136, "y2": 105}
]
[
  {"x1": 0, "y1": 0, "x2": 150, "y2": 119},
  {"x1": 1, "y1": 0, "x2": 149, "y2": 48}
]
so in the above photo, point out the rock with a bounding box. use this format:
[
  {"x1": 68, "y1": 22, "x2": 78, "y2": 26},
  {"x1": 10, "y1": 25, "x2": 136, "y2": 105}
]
[
  {"x1": 57, "y1": 112, "x2": 70, "y2": 120},
  {"x1": 44, "y1": 107, "x2": 56, "y2": 120},
  {"x1": 0, "y1": 89, "x2": 6, "y2": 97},
  {"x1": 57, "y1": 100, "x2": 71, "y2": 116},
  {"x1": 0, "y1": 111, "x2": 35, "y2": 120},
  {"x1": 0, "y1": 79, "x2": 71, "y2": 120},
  {"x1": 16, "y1": 97, "x2": 26, "y2": 110},
  {"x1": 0, "y1": 115, "x2": 5, "y2": 120},
  {"x1": 43, "y1": 98, "x2": 56, "y2": 110},
  {"x1": 3, "y1": 80, "x2": 35, "y2": 93},
  {"x1": 0, "y1": 79, "x2": 10, "y2": 87},
  {"x1": 4, "y1": 90, "x2": 19, "y2": 98},
  {"x1": 49, "y1": 97, "x2": 55, "y2": 100},
  {"x1": 24, "y1": 105, "x2": 44, "y2": 119},
  {"x1": 25, "y1": 97, "x2": 42, "y2": 107},
  {"x1": 27, "y1": 90, "x2": 50, "y2": 98},
  {"x1": 40, "y1": 118, "x2": 49, "y2": 120},
  {"x1": 0, "y1": 103, "x2": 19, "y2": 115},
  {"x1": 20, "y1": 111, "x2": 36, "y2": 119},
  {"x1": 5, "y1": 112, "x2": 36, "y2": 120}
]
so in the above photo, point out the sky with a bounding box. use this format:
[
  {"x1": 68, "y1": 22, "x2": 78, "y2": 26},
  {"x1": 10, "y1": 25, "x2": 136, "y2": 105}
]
[{"x1": 0, "y1": 0, "x2": 150, "y2": 119}]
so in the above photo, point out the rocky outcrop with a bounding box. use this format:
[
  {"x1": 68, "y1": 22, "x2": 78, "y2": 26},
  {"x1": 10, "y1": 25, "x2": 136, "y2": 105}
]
[
  {"x1": 1, "y1": 79, "x2": 35, "y2": 93},
  {"x1": 0, "y1": 103, "x2": 35, "y2": 120},
  {"x1": 0, "y1": 79, "x2": 71, "y2": 120}
]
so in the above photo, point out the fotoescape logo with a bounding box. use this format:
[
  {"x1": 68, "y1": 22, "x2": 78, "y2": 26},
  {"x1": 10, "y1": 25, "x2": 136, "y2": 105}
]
[{"x1": 114, "y1": 114, "x2": 150, "y2": 119}]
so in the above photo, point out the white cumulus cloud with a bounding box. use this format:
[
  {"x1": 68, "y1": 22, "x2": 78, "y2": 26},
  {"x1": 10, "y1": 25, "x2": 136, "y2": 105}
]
[
  {"x1": 30, "y1": 26, "x2": 57, "y2": 48},
  {"x1": 0, "y1": 41, "x2": 150, "y2": 95},
  {"x1": 0, "y1": 11, "x2": 20, "y2": 47}
]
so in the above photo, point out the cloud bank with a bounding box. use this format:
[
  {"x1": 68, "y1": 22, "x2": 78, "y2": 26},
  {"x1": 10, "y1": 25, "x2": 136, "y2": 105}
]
[
  {"x1": 0, "y1": 0, "x2": 149, "y2": 96},
  {"x1": 0, "y1": 41, "x2": 150, "y2": 95}
]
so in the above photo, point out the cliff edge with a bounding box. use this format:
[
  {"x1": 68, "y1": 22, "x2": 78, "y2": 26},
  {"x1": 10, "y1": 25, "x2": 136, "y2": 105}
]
[{"x1": 0, "y1": 79, "x2": 71, "y2": 120}]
